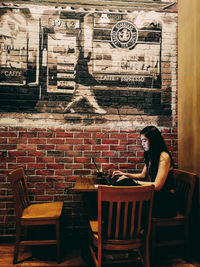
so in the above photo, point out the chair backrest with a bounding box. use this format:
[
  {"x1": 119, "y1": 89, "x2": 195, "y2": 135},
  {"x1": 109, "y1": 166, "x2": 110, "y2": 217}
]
[
  {"x1": 173, "y1": 169, "x2": 196, "y2": 217},
  {"x1": 9, "y1": 167, "x2": 30, "y2": 219},
  {"x1": 98, "y1": 185, "x2": 154, "y2": 241}
]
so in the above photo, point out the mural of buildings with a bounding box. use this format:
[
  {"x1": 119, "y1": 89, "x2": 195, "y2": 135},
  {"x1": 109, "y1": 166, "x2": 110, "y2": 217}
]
[{"x1": 0, "y1": 2, "x2": 177, "y2": 127}]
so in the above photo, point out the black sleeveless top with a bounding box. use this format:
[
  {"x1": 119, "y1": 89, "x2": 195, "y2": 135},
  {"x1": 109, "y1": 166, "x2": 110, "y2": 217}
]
[{"x1": 146, "y1": 162, "x2": 177, "y2": 218}]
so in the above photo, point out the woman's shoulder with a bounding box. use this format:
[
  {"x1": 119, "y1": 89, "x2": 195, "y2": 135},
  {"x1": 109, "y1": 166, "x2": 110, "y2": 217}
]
[{"x1": 160, "y1": 151, "x2": 171, "y2": 163}]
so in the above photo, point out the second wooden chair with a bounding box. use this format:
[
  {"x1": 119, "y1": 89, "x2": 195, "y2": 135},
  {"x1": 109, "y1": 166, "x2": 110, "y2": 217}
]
[
  {"x1": 9, "y1": 167, "x2": 63, "y2": 264},
  {"x1": 89, "y1": 185, "x2": 155, "y2": 267}
]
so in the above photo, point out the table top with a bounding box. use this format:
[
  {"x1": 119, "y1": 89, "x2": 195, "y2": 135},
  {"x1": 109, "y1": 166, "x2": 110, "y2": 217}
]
[{"x1": 72, "y1": 176, "x2": 99, "y2": 192}]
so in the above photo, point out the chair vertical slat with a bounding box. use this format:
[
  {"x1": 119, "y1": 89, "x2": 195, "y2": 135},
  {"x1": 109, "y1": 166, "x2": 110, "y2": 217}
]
[
  {"x1": 18, "y1": 180, "x2": 29, "y2": 210},
  {"x1": 123, "y1": 202, "x2": 129, "y2": 239},
  {"x1": 130, "y1": 202, "x2": 136, "y2": 238},
  {"x1": 115, "y1": 202, "x2": 121, "y2": 239},
  {"x1": 136, "y1": 202, "x2": 143, "y2": 236},
  {"x1": 18, "y1": 180, "x2": 26, "y2": 210},
  {"x1": 107, "y1": 202, "x2": 113, "y2": 238}
]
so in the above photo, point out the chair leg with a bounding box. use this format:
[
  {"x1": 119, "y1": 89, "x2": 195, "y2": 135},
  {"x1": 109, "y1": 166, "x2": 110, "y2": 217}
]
[
  {"x1": 184, "y1": 223, "x2": 191, "y2": 259},
  {"x1": 56, "y1": 220, "x2": 61, "y2": 263},
  {"x1": 144, "y1": 240, "x2": 150, "y2": 267},
  {"x1": 13, "y1": 224, "x2": 21, "y2": 264},
  {"x1": 97, "y1": 241, "x2": 101, "y2": 267},
  {"x1": 151, "y1": 222, "x2": 156, "y2": 265}
]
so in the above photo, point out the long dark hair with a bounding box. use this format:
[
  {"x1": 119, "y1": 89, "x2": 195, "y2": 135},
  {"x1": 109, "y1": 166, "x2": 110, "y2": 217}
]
[{"x1": 140, "y1": 126, "x2": 173, "y2": 179}]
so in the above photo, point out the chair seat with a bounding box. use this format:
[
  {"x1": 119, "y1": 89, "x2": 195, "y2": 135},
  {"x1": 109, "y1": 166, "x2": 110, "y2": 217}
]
[
  {"x1": 21, "y1": 202, "x2": 63, "y2": 221},
  {"x1": 152, "y1": 213, "x2": 185, "y2": 226},
  {"x1": 89, "y1": 220, "x2": 98, "y2": 233},
  {"x1": 89, "y1": 220, "x2": 145, "y2": 250}
]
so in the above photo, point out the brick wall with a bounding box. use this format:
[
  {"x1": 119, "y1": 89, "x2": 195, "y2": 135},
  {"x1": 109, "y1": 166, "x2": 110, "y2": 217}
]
[
  {"x1": 0, "y1": 125, "x2": 177, "y2": 240},
  {"x1": 0, "y1": 0, "x2": 178, "y2": 241}
]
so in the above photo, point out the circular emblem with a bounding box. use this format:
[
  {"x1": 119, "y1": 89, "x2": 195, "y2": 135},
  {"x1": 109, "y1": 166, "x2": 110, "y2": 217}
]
[{"x1": 111, "y1": 21, "x2": 138, "y2": 49}]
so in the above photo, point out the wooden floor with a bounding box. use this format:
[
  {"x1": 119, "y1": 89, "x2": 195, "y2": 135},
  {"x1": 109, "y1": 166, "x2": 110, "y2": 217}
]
[{"x1": 0, "y1": 243, "x2": 200, "y2": 267}]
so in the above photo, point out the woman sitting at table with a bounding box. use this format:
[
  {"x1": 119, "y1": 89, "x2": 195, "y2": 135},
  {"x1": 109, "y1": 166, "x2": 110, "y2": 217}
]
[{"x1": 112, "y1": 125, "x2": 177, "y2": 218}]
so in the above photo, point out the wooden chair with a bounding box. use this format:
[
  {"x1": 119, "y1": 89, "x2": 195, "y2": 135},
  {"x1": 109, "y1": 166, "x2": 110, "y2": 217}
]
[
  {"x1": 151, "y1": 169, "x2": 196, "y2": 261},
  {"x1": 89, "y1": 185, "x2": 154, "y2": 267},
  {"x1": 8, "y1": 167, "x2": 63, "y2": 264}
]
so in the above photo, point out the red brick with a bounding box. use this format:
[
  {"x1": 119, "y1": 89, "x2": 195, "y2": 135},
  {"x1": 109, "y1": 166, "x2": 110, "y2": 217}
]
[
  {"x1": 36, "y1": 170, "x2": 54, "y2": 175},
  {"x1": 56, "y1": 133, "x2": 73, "y2": 138},
  {"x1": 65, "y1": 139, "x2": 83, "y2": 144},
  {"x1": 110, "y1": 133, "x2": 127, "y2": 139},
  {"x1": 37, "y1": 145, "x2": 55, "y2": 150},
  {"x1": 47, "y1": 164, "x2": 64, "y2": 169},
  {"x1": 7, "y1": 164, "x2": 26, "y2": 170},
  {"x1": 28, "y1": 151, "x2": 45, "y2": 156},
  {"x1": 65, "y1": 151, "x2": 81, "y2": 157},
  {"x1": 120, "y1": 139, "x2": 135, "y2": 145},
  {"x1": 74, "y1": 158, "x2": 91, "y2": 163},
  {"x1": 9, "y1": 151, "x2": 27, "y2": 157},
  {"x1": 128, "y1": 157, "x2": 143, "y2": 163},
  {"x1": 1, "y1": 157, "x2": 16, "y2": 163},
  {"x1": 18, "y1": 144, "x2": 36, "y2": 150},
  {"x1": 19, "y1": 132, "x2": 37, "y2": 138},
  {"x1": 93, "y1": 133, "x2": 108, "y2": 138},
  {"x1": 136, "y1": 151, "x2": 144, "y2": 157},
  {"x1": 29, "y1": 189, "x2": 45, "y2": 195},
  {"x1": 55, "y1": 182, "x2": 67, "y2": 188},
  {"x1": 55, "y1": 170, "x2": 73, "y2": 176},
  {"x1": 37, "y1": 157, "x2": 54, "y2": 163},
  {"x1": 102, "y1": 139, "x2": 118, "y2": 144},
  {"x1": 9, "y1": 138, "x2": 27, "y2": 144},
  {"x1": 119, "y1": 164, "x2": 136, "y2": 169},
  {"x1": 38, "y1": 132, "x2": 54, "y2": 138},
  {"x1": 55, "y1": 157, "x2": 73, "y2": 163},
  {"x1": 17, "y1": 157, "x2": 36, "y2": 163},
  {"x1": 54, "y1": 195, "x2": 72, "y2": 201},
  {"x1": 74, "y1": 133, "x2": 91, "y2": 138},
  {"x1": 84, "y1": 139, "x2": 96, "y2": 144},
  {"x1": 74, "y1": 145, "x2": 91, "y2": 151},
  {"x1": 28, "y1": 163, "x2": 45, "y2": 169},
  {"x1": 57, "y1": 144, "x2": 73, "y2": 150},
  {"x1": 128, "y1": 134, "x2": 139, "y2": 139},
  {"x1": 65, "y1": 176, "x2": 77, "y2": 182},
  {"x1": 0, "y1": 138, "x2": 7, "y2": 143},
  {"x1": 128, "y1": 145, "x2": 141, "y2": 151},
  {"x1": 103, "y1": 151, "x2": 117, "y2": 157},
  {"x1": 28, "y1": 138, "x2": 47, "y2": 144},
  {"x1": 110, "y1": 145, "x2": 126, "y2": 151},
  {"x1": 0, "y1": 132, "x2": 17, "y2": 137},
  {"x1": 35, "y1": 196, "x2": 53, "y2": 201},
  {"x1": 93, "y1": 145, "x2": 109, "y2": 151},
  {"x1": 0, "y1": 145, "x2": 17, "y2": 150},
  {"x1": 35, "y1": 182, "x2": 52, "y2": 189},
  {"x1": 47, "y1": 139, "x2": 65, "y2": 144},
  {"x1": 120, "y1": 152, "x2": 136, "y2": 157},
  {"x1": 74, "y1": 170, "x2": 91, "y2": 175},
  {"x1": 65, "y1": 164, "x2": 82, "y2": 169},
  {"x1": 110, "y1": 158, "x2": 127, "y2": 163}
]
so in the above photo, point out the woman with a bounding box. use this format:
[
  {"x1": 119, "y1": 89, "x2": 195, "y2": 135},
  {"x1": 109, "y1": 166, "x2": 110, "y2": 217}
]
[{"x1": 113, "y1": 125, "x2": 177, "y2": 218}]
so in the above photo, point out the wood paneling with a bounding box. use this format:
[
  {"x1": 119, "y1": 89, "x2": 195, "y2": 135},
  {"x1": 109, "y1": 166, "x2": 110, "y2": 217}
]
[{"x1": 178, "y1": 0, "x2": 200, "y2": 175}]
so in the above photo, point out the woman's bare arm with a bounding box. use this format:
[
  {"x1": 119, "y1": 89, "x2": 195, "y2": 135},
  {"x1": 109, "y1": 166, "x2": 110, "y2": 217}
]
[
  {"x1": 138, "y1": 152, "x2": 171, "y2": 190},
  {"x1": 112, "y1": 165, "x2": 147, "y2": 179}
]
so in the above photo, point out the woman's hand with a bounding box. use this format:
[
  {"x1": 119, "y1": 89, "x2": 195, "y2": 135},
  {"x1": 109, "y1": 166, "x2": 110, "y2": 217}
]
[{"x1": 112, "y1": 170, "x2": 125, "y2": 177}]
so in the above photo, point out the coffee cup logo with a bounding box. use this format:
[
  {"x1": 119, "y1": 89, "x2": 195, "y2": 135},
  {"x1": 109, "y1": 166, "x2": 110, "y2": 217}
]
[{"x1": 111, "y1": 21, "x2": 138, "y2": 49}]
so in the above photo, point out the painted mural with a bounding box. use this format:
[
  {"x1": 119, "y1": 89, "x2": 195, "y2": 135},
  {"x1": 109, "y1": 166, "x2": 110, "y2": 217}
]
[{"x1": 0, "y1": 3, "x2": 177, "y2": 126}]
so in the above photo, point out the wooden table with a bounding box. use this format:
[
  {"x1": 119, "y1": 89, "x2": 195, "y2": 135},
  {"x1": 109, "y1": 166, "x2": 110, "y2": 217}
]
[
  {"x1": 71, "y1": 176, "x2": 101, "y2": 220},
  {"x1": 72, "y1": 176, "x2": 99, "y2": 193}
]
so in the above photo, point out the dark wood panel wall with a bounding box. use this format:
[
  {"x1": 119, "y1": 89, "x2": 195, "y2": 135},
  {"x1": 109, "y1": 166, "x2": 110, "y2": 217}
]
[{"x1": 178, "y1": 0, "x2": 200, "y2": 254}]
